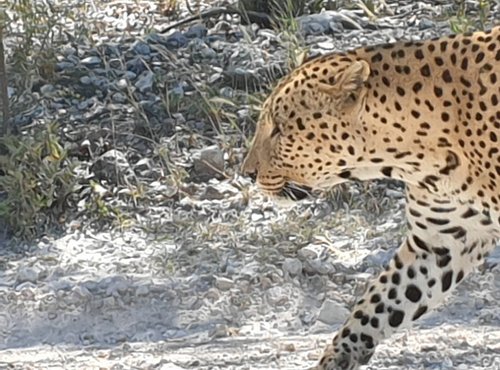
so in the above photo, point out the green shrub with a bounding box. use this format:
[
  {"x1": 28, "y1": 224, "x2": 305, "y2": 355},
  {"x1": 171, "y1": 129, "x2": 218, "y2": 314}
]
[{"x1": 0, "y1": 124, "x2": 77, "y2": 238}]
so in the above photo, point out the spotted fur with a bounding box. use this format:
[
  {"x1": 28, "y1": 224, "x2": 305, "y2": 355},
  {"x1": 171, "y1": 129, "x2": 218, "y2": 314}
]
[{"x1": 242, "y1": 27, "x2": 500, "y2": 370}]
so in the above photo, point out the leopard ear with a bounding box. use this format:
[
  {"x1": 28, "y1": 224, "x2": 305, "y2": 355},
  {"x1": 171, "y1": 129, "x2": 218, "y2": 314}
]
[{"x1": 317, "y1": 60, "x2": 370, "y2": 106}]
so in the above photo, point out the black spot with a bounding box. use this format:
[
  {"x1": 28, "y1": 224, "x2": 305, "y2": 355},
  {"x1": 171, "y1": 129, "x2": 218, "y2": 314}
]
[
  {"x1": 389, "y1": 310, "x2": 405, "y2": 327},
  {"x1": 370, "y1": 294, "x2": 381, "y2": 304},
  {"x1": 437, "y1": 255, "x2": 452, "y2": 267},
  {"x1": 434, "y1": 86, "x2": 443, "y2": 97},
  {"x1": 412, "y1": 235, "x2": 430, "y2": 252},
  {"x1": 432, "y1": 247, "x2": 449, "y2": 256},
  {"x1": 441, "y1": 270, "x2": 453, "y2": 292},
  {"x1": 391, "y1": 272, "x2": 401, "y2": 285},
  {"x1": 381, "y1": 167, "x2": 393, "y2": 177},
  {"x1": 456, "y1": 270, "x2": 464, "y2": 283},
  {"x1": 388, "y1": 288, "x2": 397, "y2": 299},
  {"x1": 442, "y1": 70, "x2": 452, "y2": 83},
  {"x1": 425, "y1": 217, "x2": 450, "y2": 225},
  {"x1": 405, "y1": 285, "x2": 422, "y2": 302},
  {"x1": 461, "y1": 208, "x2": 478, "y2": 218},
  {"x1": 440, "y1": 226, "x2": 467, "y2": 239},
  {"x1": 420, "y1": 64, "x2": 431, "y2": 77},
  {"x1": 412, "y1": 305, "x2": 428, "y2": 320},
  {"x1": 375, "y1": 303, "x2": 385, "y2": 313},
  {"x1": 371, "y1": 52, "x2": 383, "y2": 63},
  {"x1": 296, "y1": 117, "x2": 305, "y2": 130}
]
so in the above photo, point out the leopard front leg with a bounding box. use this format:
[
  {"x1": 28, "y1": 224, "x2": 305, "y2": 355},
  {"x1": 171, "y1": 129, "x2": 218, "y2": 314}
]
[{"x1": 314, "y1": 196, "x2": 497, "y2": 370}]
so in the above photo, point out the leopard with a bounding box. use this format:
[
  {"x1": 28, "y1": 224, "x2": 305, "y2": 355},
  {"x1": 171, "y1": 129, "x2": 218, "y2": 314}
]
[{"x1": 241, "y1": 26, "x2": 500, "y2": 370}]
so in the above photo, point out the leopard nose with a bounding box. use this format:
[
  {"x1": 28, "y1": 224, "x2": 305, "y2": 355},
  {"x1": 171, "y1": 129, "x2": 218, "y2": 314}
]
[
  {"x1": 241, "y1": 164, "x2": 258, "y2": 180},
  {"x1": 241, "y1": 156, "x2": 258, "y2": 178}
]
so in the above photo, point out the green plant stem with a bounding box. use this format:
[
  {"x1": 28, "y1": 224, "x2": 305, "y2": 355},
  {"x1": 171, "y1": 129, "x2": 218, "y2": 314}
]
[{"x1": 0, "y1": 23, "x2": 9, "y2": 134}]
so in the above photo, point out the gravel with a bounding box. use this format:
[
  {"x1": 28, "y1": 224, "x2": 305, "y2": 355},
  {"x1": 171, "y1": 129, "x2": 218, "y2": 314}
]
[{"x1": 1, "y1": 0, "x2": 499, "y2": 369}]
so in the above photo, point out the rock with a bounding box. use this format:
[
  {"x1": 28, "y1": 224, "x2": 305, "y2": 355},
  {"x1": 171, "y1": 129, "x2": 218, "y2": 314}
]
[
  {"x1": 136, "y1": 284, "x2": 150, "y2": 296},
  {"x1": 283, "y1": 258, "x2": 302, "y2": 276},
  {"x1": 126, "y1": 56, "x2": 147, "y2": 75},
  {"x1": 81, "y1": 56, "x2": 102, "y2": 67},
  {"x1": 132, "y1": 40, "x2": 151, "y2": 55},
  {"x1": 165, "y1": 31, "x2": 188, "y2": 49},
  {"x1": 116, "y1": 78, "x2": 129, "y2": 90},
  {"x1": 317, "y1": 41, "x2": 335, "y2": 50},
  {"x1": 301, "y1": 21, "x2": 328, "y2": 36},
  {"x1": 17, "y1": 266, "x2": 40, "y2": 284},
  {"x1": 80, "y1": 76, "x2": 92, "y2": 85},
  {"x1": 418, "y1": 18, "x2": 435, "y2": 30},
  {"x1": 40, "y1": 84, "x2": 56, "y2": 97},
  {"x1": 55, "y1": 61, "x2": 75, "y2": 71},
  {"x1": 111, "y1": 92, "x2": 127, "y2": 103},
  {"x1": 192, "y1": 146, "x2": 225, "y2": 181},
  {"x1": 184, "y1": 24, "x2": 208, "y2": 39},
  {"x1": 266, "y1": 286, "x2": 289, "y2": 306},
  {"x1": 317, "y1": 299, "x2": 350, "y2": 325},
  {"x1": 303, "y1": 259, "x2": 335, "y2": 275},
  {"x1": 135, "y1": 70, "x2": 154, "y2": 93},
  {"x1": 200, "y1": 185, "x2": 225, "y2": 200},
  {"x1": 215, "y1": 276, "x2": 233, "y2": 291},
  {"x1": 91, "y1": 149, "x2": 133, "y2": 185}
]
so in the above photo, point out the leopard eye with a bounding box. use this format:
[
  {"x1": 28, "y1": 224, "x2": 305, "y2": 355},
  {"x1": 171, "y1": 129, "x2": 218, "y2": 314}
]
[{"x1": 271, "y1": 126, "x2": 281, "y2": 137}]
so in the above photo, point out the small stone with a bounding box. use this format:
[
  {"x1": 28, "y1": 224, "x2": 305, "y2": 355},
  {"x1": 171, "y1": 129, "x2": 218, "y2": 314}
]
[
  {"x1": 17, "y1": 267, "x2": 39, "y2": 284},
  {"x1": 251, "y1": 213, "x2": 263, "y2": 222},
  {"x1": 304, "y1": 259, "x2": 334, "y2": 275},
  {"x1": 91, "y1": 149, "x2": 132, "y2": 184},
  {"x1": 135, "y1": 70, "x2": 154, "y2": 93},
  {"x1": 192, "y1": 145, "x2": 224, "y2": 181},
  {"x1": 200, "y1": 47, "x2": 217, "y2": 59},
  {"x1": 267, "y1": 286, "x2": 288, "y2": 306},
  {"x1": 132, "y1": 40, "x2": 151, "y2": 55},
  {"x1": 116, "y1": 78, "x2": 129, "y2": 90},
  {"x1": 81, "y1": 56, "x2": 102, "y2": 67},
  {"x1": 184, "y1": 24, "x2": 208, "y2": 39},
  {"x1": 80, "y1": 76, "x2": 92, "y2": 85},
  {"x1": 111, "y1": 92, "x2": 127, "y2": 103},
  {"x1": 317, "y1": 299, "x2": 349, "y2": 325},
  {"x1": 418, "y1": 18, "x2": 435, "y2": 30},
  {"x1": 165, "y1": 31, "x2": 188, "y2": 49},
  {"x1": 215, "y1": 276, "x2": 233, "y2": 291},
  {"x1": 55, "y1": 61, "x2": 75, "y2": 71},
  {"x1": 210, "y1": 324, "x2": 229, "y2": 338},
  {"x1": 136, "y1": 284, "x2": 150, "y2": 296},
  {"x1": 283, "y1": 258, "x2": 302, "y2": 276},
  {"x1": 317, "y1": 41, "x2": 335, "y2": 50},
  {"x1": 40, "y1": 84, "x2": 56, "y2": 97},
  {"x1": 61, "y1": 46, "x2": 76, "y2": 57},
  {"x1": 200, "y1": 185, "x2": 225, "y2": 200},
  {"x1": 126, "y1": 57, "x2": 147, "y2": 75}
]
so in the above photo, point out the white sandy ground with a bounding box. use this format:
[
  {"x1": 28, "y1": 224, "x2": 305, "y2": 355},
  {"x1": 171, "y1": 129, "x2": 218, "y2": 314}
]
[{"x1": 0, "y1": 220, "x2": 498, "y2": 370}]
